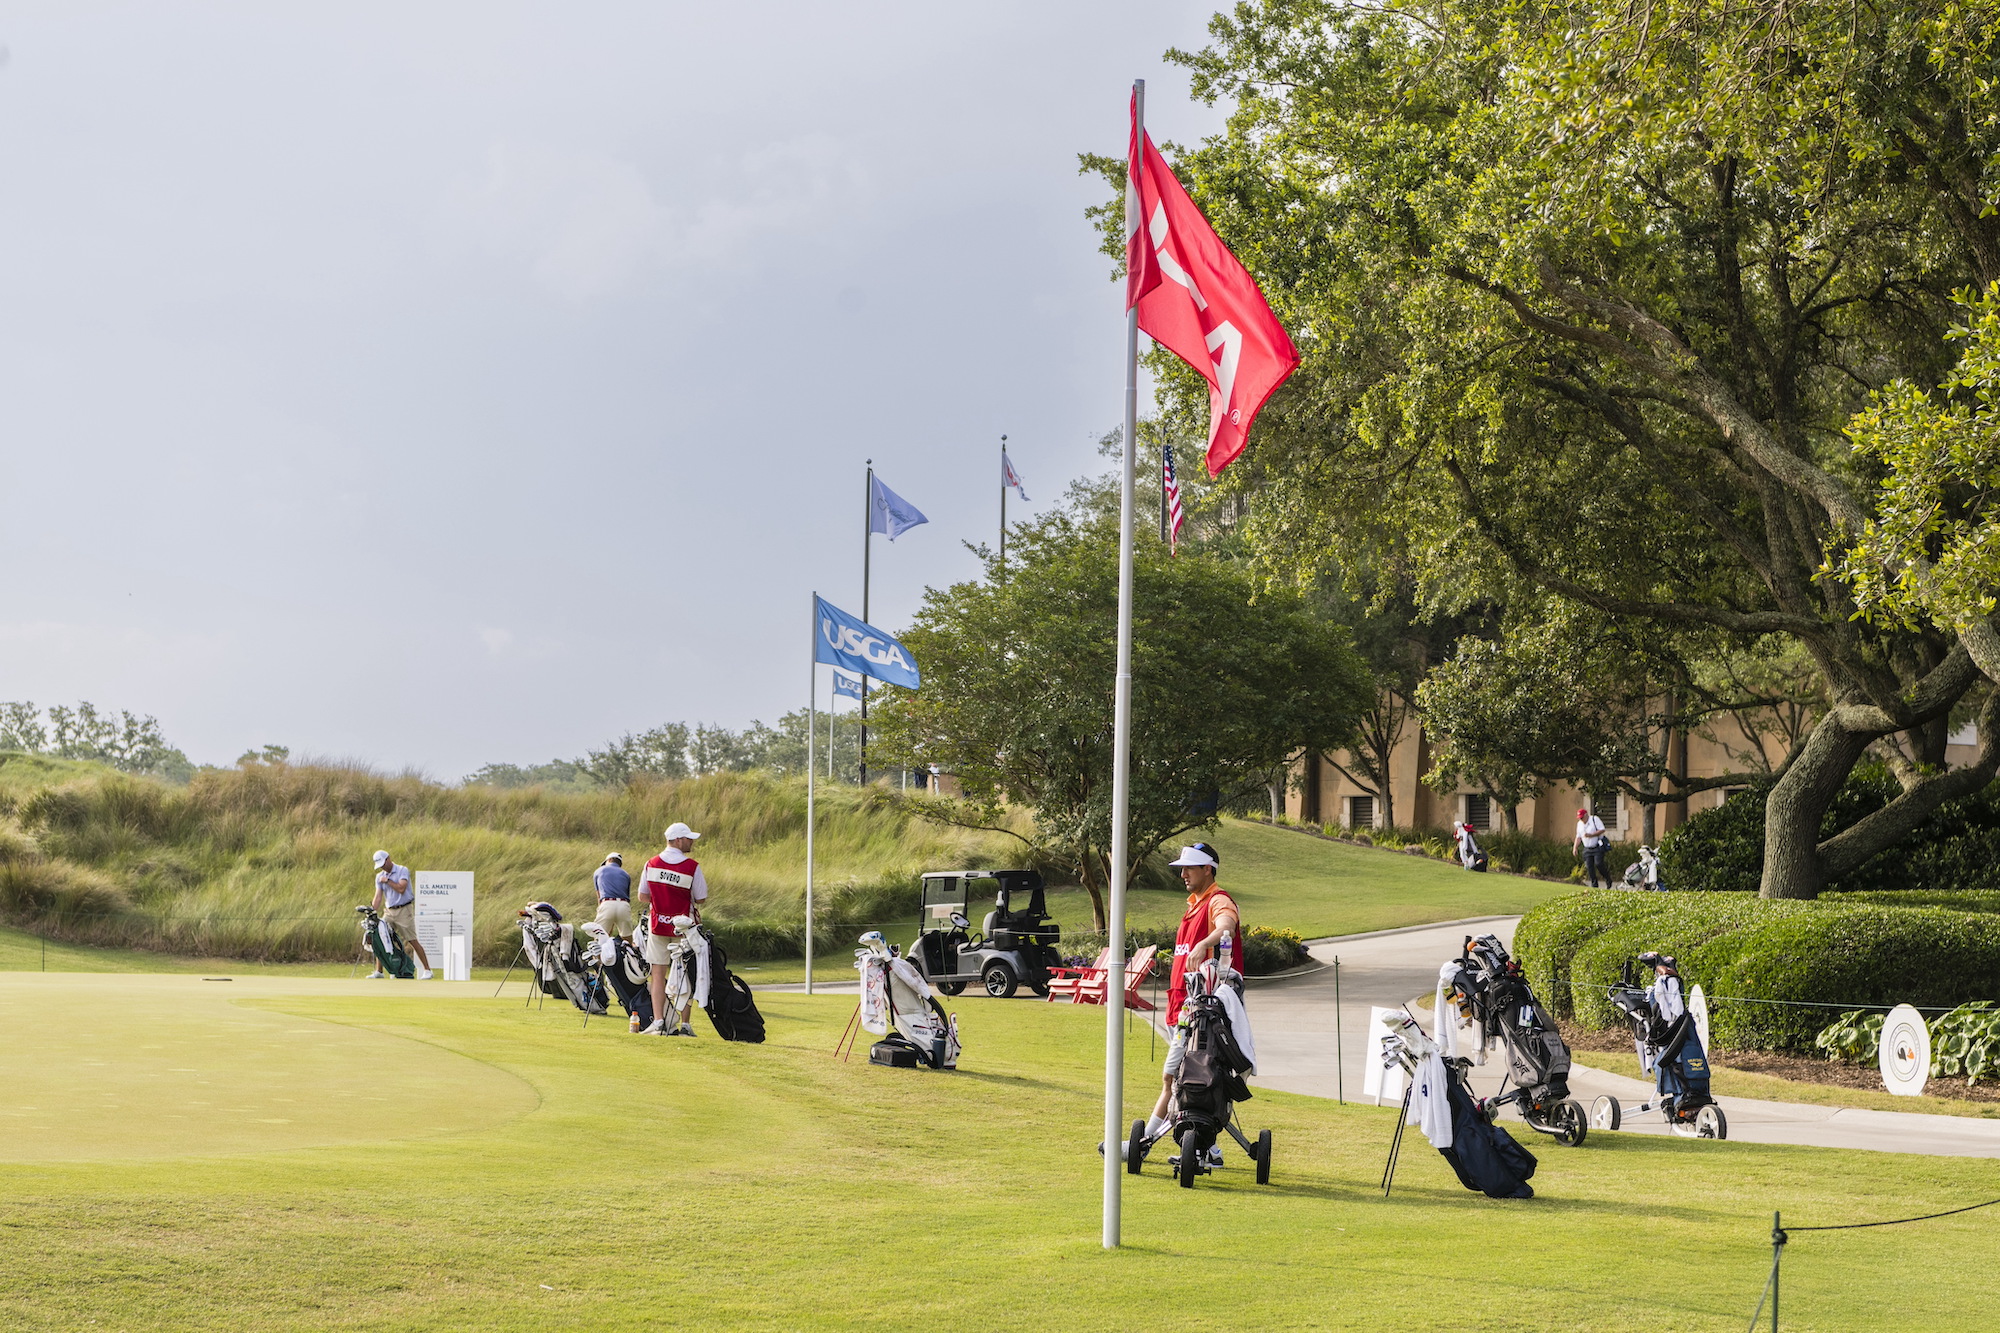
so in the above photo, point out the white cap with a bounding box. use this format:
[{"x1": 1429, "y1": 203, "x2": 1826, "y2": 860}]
[
  {"x1": 372, "y1": 850, "x2": 391, "y2": 867},
  {"x1": 1168, "y1": 845, "x2": 1217, "y2": 869},
  {"x1": 664, "y1": 822, "x2": 700, "y2": 842},
  {"x1": 604, "y1": 852, "x2": 622, "y2": 864}
]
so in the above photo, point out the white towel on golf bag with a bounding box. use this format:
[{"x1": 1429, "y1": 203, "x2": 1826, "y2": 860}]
[
  {"x1": 858, "y1": 956, "x2": 892, "y2": 1036},
  {"x1": 1213, "y1": 975, "x2": 1257, "y2": 1075},
  {"x1": 666, "y1": 930, "x2": 711, "y2": 1013},
  {"x1": 1651, "y1": 973, "x2": 1685, "y2": 1024},
  {"x1": 1406, "y1": 1049, "x2": 1453, "y2": 1148},
  {"x1": 1434, "y1": 960, "x2": 1479, "y2": 1060},
  {"x1": 375, "y1": 919, "x2": 399, "y2": 960}
]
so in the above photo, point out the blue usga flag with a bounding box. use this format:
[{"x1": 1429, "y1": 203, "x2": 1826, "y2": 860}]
[
  {"x1": 814, "y1": 596, "x2": 921, "y2": 689},
  {"x1": 868, "y1": 473, "x2": 929, "y2": 540},
  {"x1": 832, "y1": 670, "x2": 865, "y2": 701}
]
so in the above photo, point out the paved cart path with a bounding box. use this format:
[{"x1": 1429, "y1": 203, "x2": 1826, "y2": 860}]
[{"x1": 1243, "y1": 916, "x2": 2000, "y2": 1159}]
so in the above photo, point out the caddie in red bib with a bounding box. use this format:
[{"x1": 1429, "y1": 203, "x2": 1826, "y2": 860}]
[
  {"x1": 638, "y1": 821, "x2": 710, "y2": 1035},
  {"x1": 1137, "y1": 842, "x2": 1242, "y2": 1158}
]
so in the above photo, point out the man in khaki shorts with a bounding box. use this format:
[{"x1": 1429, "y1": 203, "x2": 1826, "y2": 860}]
[
  {"x1": 593, "y1": 853, "x2": 635, "y2": 938},
  {"x1": 370, "y1": 850, "x2": 432, "y2": 979}
]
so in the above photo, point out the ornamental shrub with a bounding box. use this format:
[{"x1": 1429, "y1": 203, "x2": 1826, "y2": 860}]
[
  {"x1": 1813, "y1": 1001, "x2": 2000, "y2": 1084},
  {"x1": 1660, "y1": 761, "x2": 2000, "y2": 894},
  {"x1": 1515, "y1": 890, "x2": 2000, "y2": 1051}
]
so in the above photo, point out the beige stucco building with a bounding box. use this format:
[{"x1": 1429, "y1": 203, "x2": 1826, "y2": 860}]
[{"x1": 1283, "y1": 704, "x2": 1982, "y2": 843}]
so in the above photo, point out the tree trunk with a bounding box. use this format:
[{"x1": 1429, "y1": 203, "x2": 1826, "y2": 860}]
[
  {"x1": 1760, "y1": 715, "x2": 1875, "y2": 899},
  {"x1": 1079, "y1": 850, "x2": 1108, "y2": 933}
]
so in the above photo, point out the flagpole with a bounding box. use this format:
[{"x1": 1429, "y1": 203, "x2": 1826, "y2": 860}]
[
  {"x1": 806, "y1": 596, "x2": 817, "y2": 996},
  {"x1": 860, "y1": 460, "x2": 873, "y2": 786},
  {"x1": 999, "y1": 434, "x2": 1009, "y2": 574},
  {"x1": 1104, "y1": 76, "x2": 1143, "y2": 1252}
]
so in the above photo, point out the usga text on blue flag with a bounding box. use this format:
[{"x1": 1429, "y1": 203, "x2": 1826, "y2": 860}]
[{"x1": 813, "y1": 595, "x2": 921, "y2": 689}]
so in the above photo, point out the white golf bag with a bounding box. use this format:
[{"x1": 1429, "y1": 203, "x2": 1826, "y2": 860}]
[
  {"x1": 855, "y1": 931, "x2": 960, "y2": 1070},
  {"x1": 663, "y1": 915, "x2": 711, "y2": 1021},
  {"x1": 516, "y1": 902, "x2": 607, "y2": 1014}
]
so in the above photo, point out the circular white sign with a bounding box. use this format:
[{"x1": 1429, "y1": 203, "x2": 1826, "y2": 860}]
[
  {"x1": 1688, "y1": 984, "x2": 1712, "y2": 1057},
  {"x1": 1878, "y1": 1004, "x2": 1931, "y2": 1097}
]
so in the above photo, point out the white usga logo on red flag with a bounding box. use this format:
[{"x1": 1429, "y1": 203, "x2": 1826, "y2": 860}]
[
  {"x1": 1126, "y1": 93, "x2": 1300, "y2": 477},
  {"x1": 813, "y1": 595, "x2": 920, "y2": 689}
]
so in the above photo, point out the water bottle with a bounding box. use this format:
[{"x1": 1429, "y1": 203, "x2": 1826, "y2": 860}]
[
  {"x1": 628, "y1": 1011, "x2": 642, "y2": 1034},
  {"x1": 1219, "y1": 930, "x2": 1233, "y2": 970}
]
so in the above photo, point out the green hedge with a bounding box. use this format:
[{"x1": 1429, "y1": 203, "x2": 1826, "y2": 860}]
[
  {"x1": 1660, "y1": 761, "x2": 2000, "y2": 894},
  {"x1": 1824, "y1": 889, "x2": 2000, "y2": 914},
  {"x1": 1060, "y1": 924, "x2": 1309, "y2": 976},
  {"x1": 1514, "y1": 890, "x2": 2000, "y2": 1051}
]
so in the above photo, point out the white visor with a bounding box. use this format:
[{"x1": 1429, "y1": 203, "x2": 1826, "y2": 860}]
[{"x1": 1168, "y1": 846, "x2": 1217, "y2": 868}]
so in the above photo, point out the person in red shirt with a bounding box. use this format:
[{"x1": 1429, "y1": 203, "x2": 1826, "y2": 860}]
[
  {"x1": 637, "y1": 821, "x2": 709, "y2": 1035},
  {"x1": 1144, "y1": 842, "x2": 1241, "y2": 1146}
]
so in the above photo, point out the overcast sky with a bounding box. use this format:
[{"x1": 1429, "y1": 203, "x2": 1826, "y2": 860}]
[{"x1": 0, "y1": 2, "x2": 1228, "y2": 777}]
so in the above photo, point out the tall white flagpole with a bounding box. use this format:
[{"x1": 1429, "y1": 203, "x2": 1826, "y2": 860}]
[
  {"x1": 1104, "y1": 75, "x2": 1143, "y2": 1251},
  {"x1": 806, "y1": 595, "x2": 817, "y2": 996}
]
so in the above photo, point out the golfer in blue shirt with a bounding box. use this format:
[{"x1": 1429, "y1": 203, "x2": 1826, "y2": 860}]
[{"x1": 594, "y1": 853, "x2": 635, "y2": 939}]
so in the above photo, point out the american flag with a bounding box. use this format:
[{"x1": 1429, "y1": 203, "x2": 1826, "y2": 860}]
[{"x1": 1162, "y1": 443, "x2": 1186, "y2": 552}]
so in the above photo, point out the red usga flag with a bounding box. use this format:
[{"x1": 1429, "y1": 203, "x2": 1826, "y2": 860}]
[{"x1": 1125, "y1": 95, "x2": 1299, "y2": 475}]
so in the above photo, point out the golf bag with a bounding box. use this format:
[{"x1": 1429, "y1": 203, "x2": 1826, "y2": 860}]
[
  {"x1": 357, "y1": 905, "x2": 416, "y2": 979},
  {"x1": 699, "y1": 927, "x2": 766, "y2": 1043},
  {"x1": 1379, "y1": 1008, "x2": 1537, "y2": 1199},
  {"x1": 581, "y1": 921, "x2": 654, "y2": 1028},
  {"x1": 1443, "y1": 934, "x2": 1585, "y2": 1143},
  {"x1": 856, "y1": 932, "x2": 959, "y2": 1069},
  {"x1": 1170, "y1": 963, "x2": 1256, "y2": 1151},
  {"x1": 517, "y1": 902, "x2": 608, "y2": 1014},
  {"x1": 1608, "y1": 957, "x2": 1714, "y2": 1117},
  {"x1": 1621, "y1": 844, "x2": 1667, "y2": 891}
]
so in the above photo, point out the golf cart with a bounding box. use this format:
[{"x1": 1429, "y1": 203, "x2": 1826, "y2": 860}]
[{"x1": 905, "y1": 869, "x2": 1062, "y2": 998}]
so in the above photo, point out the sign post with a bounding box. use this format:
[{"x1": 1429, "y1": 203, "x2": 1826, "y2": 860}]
[{"x1": 415, "y1": 871, "x2": 475, "y2": 981}]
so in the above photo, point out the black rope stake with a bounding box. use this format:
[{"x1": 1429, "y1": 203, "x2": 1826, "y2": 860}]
[{"x1": 1748, "y1": 1197, "x2": 2000, "y2": 1330}]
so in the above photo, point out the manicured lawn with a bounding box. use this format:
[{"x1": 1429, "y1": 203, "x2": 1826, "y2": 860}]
[
  {"x1": 1040, "y1": 818, "x2": 1566, "y2": 938},
  {"x1": 0, "y1": 971, "x2": 1992, "y2": 1331}
]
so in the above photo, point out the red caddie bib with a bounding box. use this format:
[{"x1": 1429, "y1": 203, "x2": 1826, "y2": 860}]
[
  {"x1": 1166, "y1": 886, "x2": 1242, "y2": 1025},
  {"x1": 643, "y1": 855, "x2": 699, "y2": 937}
]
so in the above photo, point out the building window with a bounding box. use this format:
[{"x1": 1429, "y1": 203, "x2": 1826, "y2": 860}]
[
  {"x1": 1591, "y1": 792, "x2": 1619, "y2": 826},
  {"x1": 1348, "y1": 795, "x2": 1376, "y2": 830},
  {"x1": 1464, "y1": 793, "x2": 1492, "y2": 831}
]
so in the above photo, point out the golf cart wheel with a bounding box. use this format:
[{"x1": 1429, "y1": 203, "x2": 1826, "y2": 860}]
[
  {"x1": 1177, "y1": 1128, "x2": 1201, "y2": 1189},
  {"x1": 1696, "y1": 1104, "x2": 1727, "y2": 1140},
  {"x1": 937, "y1": 981, "x2": 966, "y2": 997},
  {"x1": 1028, "y1": 982, "x2": 1050, "y2": 998},
  {"x1": 1255, "y1": 1129, "x2": 1272, "y2": 1185},
  {"x1": 1127, "y1": 1120, "x2": 1147, "y2": 1176},
  {"x1": 981, "y1": 961, "x2": 1019, "y2": 998},
  {"x1": 1590, "y1": 1095, "x2": 1622, "y2": 1132},
  {"x1": 1552, "y1": 1099, "x2": 1588, "y2": 1148}
]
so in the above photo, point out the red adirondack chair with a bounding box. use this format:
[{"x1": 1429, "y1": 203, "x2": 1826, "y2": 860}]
[{"x1": 1044, "y1": 947, "x2": 1113, "y2": 1004}]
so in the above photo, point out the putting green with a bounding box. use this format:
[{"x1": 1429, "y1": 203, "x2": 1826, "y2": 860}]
[{"x1": 0, "y1": 975, "x2": 538, "y2": 1161}]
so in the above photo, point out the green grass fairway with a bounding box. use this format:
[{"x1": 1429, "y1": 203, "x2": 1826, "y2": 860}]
[
  {"x1": 0, "y1": 974, "x2": 1992, "y2": 1330},
  {"x1": 1041, "y1": 818, "x2": 1563, "y2": 939}
]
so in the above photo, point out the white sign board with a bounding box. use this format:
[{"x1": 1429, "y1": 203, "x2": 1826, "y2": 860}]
[
  {"x1": 1878, "y1": 1003, "x2": 1931, "y2": 1097},
  {"x1": 415, "y1": 871, "x2": 475, "y2": 981},
  {"x1": 1361, "y1": 1005, "x2": 1410, "y2": 1105},
  {"x1": 1688, "y1": 984, "x2": 1712, "y2": 1058}
]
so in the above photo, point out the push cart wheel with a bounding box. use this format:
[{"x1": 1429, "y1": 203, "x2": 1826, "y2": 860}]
[
  {"x1": 1177, "y1": 1128, "x2": 1201, "y2": 1189},
  {"x1": 981, "y1": 961, "x2": 1019, "y2": 998},
  {"x1": 1127, "y1": 1120, "x2": 1147, "y2": 1175},
  {"x1": 1553, "y1": 1099, "x2": 1588, "y2": 1147},
  {"x1": 1255, "y1": 1129, "x2": 1272, "y2": 1185},
  {"x1": 1696, "y1": 1104, "x2": 1727, "y2": 1140},
  {"x1": 1590, "y1": 1095, "x2": 1622, "y2": 1131},
  {"x1": 938, "y1": 981, "x2": 966, "y2": 997}
]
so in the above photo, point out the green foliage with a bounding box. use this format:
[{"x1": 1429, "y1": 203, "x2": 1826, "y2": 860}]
[
  {"x1": 870, "y1": 508, "x2": 1372, "y2": 928},
  {"x1": 1826, "y1": 890, "x2": 2000, "y2": 914},
  {"x1": 1662, "y1": 763, "x2": 2000, "y2": 894},
  {"x1": 1813, "y1": 1010, "x2": 1885, "y2": 1066},
  {"x1": 1814, "y1": 1002, "x2": 2000, "y2": 1086},
  {"x1": 0, "y1": 700, "x2": 194, "y2": 782},
  {"x1": 1517, "y1": 890, "x2": 2000, "y2": 1051},
  {"x1": 0, "y1": 764, "x2": 1018, "y2": 965},
  {"x1": 1132, "y1": 0, "x2": 2000, "y2": 899},
  {"x1": 1060, "y1": 922, "x2": 1310, "y2": 976}
]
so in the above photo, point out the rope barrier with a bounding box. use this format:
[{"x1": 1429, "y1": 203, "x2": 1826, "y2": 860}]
[
  {"x1": 1782, "y1": 1195, "x2": 2000, "y2": 1233},
  {"x1": 1746, "y1": 1198, "x2": 2000, "y2": 1330}
]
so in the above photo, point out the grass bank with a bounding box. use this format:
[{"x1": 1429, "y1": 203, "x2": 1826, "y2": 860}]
[{"x1": 0, "y1": 973, "x2": 1991, "y2": 1331}]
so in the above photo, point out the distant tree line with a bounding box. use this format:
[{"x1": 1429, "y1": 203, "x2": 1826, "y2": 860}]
[
  {"x1": 464, "y1": 706, "x2": 876, "y2": 791},
  {"x1": 0, "y1": 700, "x2": 196, "y2": 781}
]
